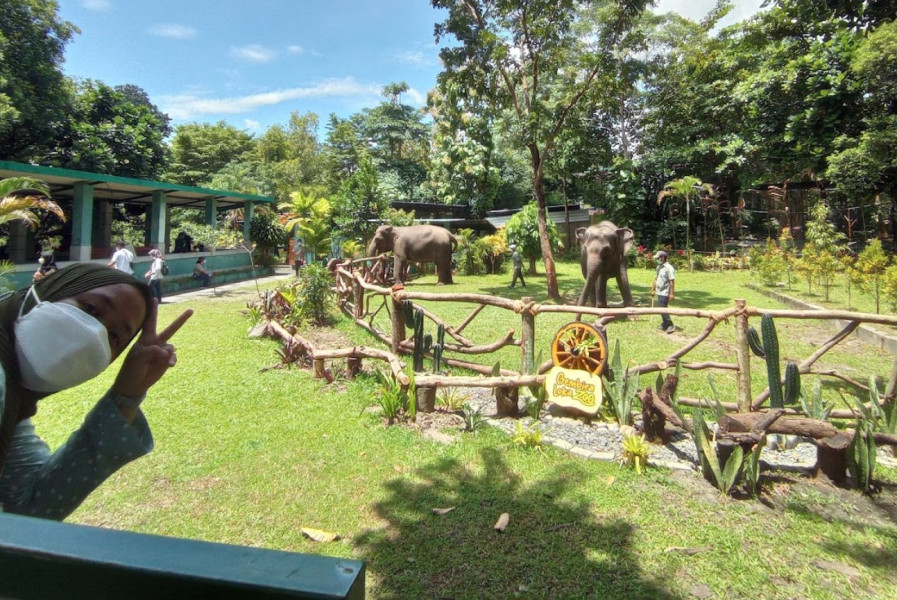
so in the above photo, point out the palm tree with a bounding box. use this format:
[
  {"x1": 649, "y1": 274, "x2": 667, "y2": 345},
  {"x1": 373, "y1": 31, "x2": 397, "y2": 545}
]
[
  {"x1": 0, "y1": 177, "x2": 65, "y2": 227},
  {"x1": 657, "y1": 176, "x2": 713, "y2": 271},
  {"x1": 279, "y1": 190, "x2": 332, "y2": 261}
]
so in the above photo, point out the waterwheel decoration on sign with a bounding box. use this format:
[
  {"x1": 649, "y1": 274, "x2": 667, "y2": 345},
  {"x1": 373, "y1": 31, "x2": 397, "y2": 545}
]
[{"x1": 545, "y1": 322, "x2": 607, "y2": 416}]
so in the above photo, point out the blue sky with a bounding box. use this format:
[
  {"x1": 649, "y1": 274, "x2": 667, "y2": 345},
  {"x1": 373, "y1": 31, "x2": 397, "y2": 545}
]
[{"x1": 57, "y1": 0, "x2": 764, "y2": 135}]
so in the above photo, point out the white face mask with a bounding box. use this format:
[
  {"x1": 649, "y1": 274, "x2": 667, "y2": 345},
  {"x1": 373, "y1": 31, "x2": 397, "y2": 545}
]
[{"x1": 14, "y1": 287, "x2": 112, "y2": 393}]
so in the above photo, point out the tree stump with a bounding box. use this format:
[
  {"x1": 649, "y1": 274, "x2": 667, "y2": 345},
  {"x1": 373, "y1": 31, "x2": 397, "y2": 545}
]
[
  {"x1": 496, "y1": 387, "x2": 519, "y2": 417},
  {"x1": 313, "y1": 358, "x2": 326, "y2": 379},
  {"x1": 416, "y1": 386, "x2": 436, "y2": 413},
  {"x1": 816, "y1": 433, "x2": 851, "y2": 485},
  {"x1": 346, "y1": 356, "x2": 361, "y2": 380}
]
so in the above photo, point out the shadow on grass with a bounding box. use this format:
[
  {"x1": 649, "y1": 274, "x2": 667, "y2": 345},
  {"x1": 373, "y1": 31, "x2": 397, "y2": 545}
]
[{"x1": 354, "y1": 448, "x2": 680, "y2": 599}]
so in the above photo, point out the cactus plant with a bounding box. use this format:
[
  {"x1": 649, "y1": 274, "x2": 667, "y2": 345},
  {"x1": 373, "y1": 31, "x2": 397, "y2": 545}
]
[
  {"x1": 403, "y1": 301, "x2": 415, "y2": 327},
  {"x1": 747, "y1": 326, "x2": 766, "y2": 358},
  {"x1": 761, "y1": 314, "x2": 784, "y2": 408},
  {"x1": 783, "y1": 361, "x2": 801, "y2": 405},
  {"x1": 412, "y1": 308, "x2": 427, "y2": 371},
  {"x1": 432, "y1": 323, "x2": 445, "y2": 372}
]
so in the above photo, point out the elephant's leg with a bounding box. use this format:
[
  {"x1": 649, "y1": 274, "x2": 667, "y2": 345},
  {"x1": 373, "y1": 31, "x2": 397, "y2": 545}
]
[
  {"x1": 596, "y1": 275, "x2": 609, "y2": 308},
  {"x1": 394, "y1": 256, "x2": 407, "y2": 283},
  {"x1": 437, "y1": 253, "x2": 453, "y2": 284},
  {"x1": 617, "y1": 267, "x2": 635, "y2": 307}
]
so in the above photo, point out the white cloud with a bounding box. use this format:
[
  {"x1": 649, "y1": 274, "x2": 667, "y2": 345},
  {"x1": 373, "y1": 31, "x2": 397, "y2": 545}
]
[
  {"x1": 244, "y1": 119, "x2": 261, "y2": 131},
  {"x1": 83, "y1": 0, "x2": 111, "y2": 11},
  {"x1": 392, "y1": 50, "x2": 433, "y2": 67},
  {"x1": 147, "y1": 24, "x2": 197, "y2": 40},
  {"x1": 159, "y1": 77, "x2": 384, "y2": 120},
  {"x1": 653, "y1": 0, "x2": 765, "y2": 26},
  {"x1": 230, "y1": 44, "x2": 278, "y2": 63},
  {"x1": 287, "y1": 45, "x2": 304, "y2": 55}
]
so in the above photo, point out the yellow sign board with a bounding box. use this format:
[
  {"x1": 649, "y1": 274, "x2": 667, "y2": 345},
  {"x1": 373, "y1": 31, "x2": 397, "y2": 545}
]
[{"x1": 544, "y1": 366, "x2": 603, "y2": 417}]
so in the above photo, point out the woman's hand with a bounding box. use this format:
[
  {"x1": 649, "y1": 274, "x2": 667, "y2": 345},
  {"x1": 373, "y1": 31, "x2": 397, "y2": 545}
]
[{"x1": 113, "y1": 300, "x2": 193, "y2": 415}]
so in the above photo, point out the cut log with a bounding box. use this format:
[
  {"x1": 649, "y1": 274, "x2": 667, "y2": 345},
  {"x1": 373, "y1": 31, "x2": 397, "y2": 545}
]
[
  {"x1": 718, "y1": 412, "x2": 839, "y2": 439},
  {"x1": 817, "y1": 433, "x2": 851, "y2": 485},
  {"x1": 495, "y1": 387, "x2": 519, "y2": 417}
]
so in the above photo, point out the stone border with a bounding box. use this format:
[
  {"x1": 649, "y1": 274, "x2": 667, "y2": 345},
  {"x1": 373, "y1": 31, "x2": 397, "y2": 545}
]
[{"x1": 747, "y1": 283, "x2": 897, "y2": 356}]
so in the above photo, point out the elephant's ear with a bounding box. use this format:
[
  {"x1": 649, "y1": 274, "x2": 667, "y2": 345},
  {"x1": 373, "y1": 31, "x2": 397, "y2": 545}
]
[
  {"x1": 575, "y1": 227, "x2": 587, "y2": 244},
  {"x1": 621, "y1": 228, "x2": 635, "y2": 254}
]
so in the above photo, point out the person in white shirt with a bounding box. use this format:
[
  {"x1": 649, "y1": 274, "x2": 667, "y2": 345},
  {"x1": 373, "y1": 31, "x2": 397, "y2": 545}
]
[
  {"x1": 107, "y1": 241, "x2": 135, "y2": 275},
  {"x1": 650, "y1": 250, "x2": 676, "y2": 333}
]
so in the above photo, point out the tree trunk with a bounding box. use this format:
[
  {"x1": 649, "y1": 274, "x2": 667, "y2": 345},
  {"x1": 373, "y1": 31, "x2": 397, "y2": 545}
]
[{"x1": 530, "y1": 146, "x2": 560, "y2": 301}]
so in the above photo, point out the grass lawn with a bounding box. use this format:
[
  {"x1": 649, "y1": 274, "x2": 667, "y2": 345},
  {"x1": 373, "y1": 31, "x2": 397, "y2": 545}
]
[{"x1": 33, "y1": 261, "x2": 897, "y2": 599}]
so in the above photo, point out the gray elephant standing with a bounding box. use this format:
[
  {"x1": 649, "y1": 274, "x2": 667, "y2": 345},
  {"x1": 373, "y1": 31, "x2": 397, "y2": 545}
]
[
  {"x1": 367, "y1": 224, "x2": 458, "y2": 285},
  {"x1": 576, "y1": 221, "x2": 636, "y2": 308}
]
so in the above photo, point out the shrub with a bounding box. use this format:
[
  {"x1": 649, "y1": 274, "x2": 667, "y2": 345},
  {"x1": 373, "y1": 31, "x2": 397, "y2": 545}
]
[{"x1": 294, "y1": 263, "x2": 335, "y2": 326}]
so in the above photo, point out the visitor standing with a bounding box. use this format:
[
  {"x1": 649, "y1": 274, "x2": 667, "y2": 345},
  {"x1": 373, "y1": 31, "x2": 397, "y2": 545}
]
[
  {"x1": 0, "y1": 263, "x2": 192, "y2": 520},
  {"x1": 145, "y1": 249, "x2": 164, "y2": 302},
  {"x1": 107, "y1": 241, "x2": 135, "y2": 275},
  {"x1": 651, "y1": 250, "x2": 676, "y2": 333},
  {"x1": 508, "y1": 244, "x2": 526, "y2": 288}
]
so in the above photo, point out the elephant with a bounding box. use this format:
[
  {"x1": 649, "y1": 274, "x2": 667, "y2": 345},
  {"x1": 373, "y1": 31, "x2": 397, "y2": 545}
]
[
  {"x1": 367, "y1": 224, "x2": 458, "y2": 285},
  {"x1": 576, "y1": 221, "x2": 636, "y2": 308}
]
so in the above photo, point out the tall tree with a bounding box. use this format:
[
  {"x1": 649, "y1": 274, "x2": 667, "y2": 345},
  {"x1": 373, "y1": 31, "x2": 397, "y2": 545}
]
[
  {"x1": 0, "y1": 0, "x2": 78, "y2": 162},
  {"x1": 432, "y1": 0, "x2": 650, "y2": 300},
  {"x1": 357, "y1": 82, "x2": 431, "y2": 203},
  {"x1": 52, "y1": 80, "x2": 171, "y2": 178},
  {"x1": 166, "y1": 121, "x2": 256, "y2": 187}
]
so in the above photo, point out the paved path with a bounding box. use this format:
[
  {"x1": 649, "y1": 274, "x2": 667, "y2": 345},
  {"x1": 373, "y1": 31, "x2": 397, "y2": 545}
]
[{"x1": 161, "y1": 265, "x2": 295, "y2": 304}]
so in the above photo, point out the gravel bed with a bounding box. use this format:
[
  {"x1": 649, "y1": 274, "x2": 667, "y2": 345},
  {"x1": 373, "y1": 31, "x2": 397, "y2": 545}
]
[{"x1": 464, "y1": 388, "x2": 824, "y2": 472}]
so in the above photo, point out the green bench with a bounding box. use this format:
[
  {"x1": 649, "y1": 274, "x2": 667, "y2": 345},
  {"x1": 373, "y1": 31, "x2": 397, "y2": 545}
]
[{"x1": 0, "y1": 513, "x2": 365, "y2": 599}]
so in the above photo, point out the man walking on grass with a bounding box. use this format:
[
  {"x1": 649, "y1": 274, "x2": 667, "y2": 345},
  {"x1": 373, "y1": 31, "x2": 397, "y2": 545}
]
[
  {"x1": 651, "y1": 250, "x2": 675, "y2": 333},
  {"x1": 508, "y1": 244, "x2": 525, "y2": 288}
]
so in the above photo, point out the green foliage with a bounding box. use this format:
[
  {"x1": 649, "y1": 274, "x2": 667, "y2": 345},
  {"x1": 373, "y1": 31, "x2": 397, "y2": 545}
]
[
  {"x1": 749, "y1": 238, "x2": 787, "y2": 286},
  {"x1": 692, "y1": 408, "x2": 743, "y2": 495},
  {"x1": 505, "y1": 203, "x2": 562, "y2": 271},
  {"x1": 461, "y1": 402, "x2": 486, "y2": 433},
  {"x1": 279, "y1": 189, "x2": 332, "y2": 261},
  {"x1": 657, "y1": 177, "x2": 715, "y2": 269},
  {"x1": 512, "y1": 420, "x2": 543, "y2": 450},
  {"x1": 371, "y1": 369, "x2": 412, "y2": 425},
  {"x1": 166, "y1": 121, "x2": 256, "y2": 187},
  {"x1": 0, "y1": 176, "x2": 64, "y2": 227},
  {"x1": 853, "y1": 239, "x2": 890, "y2": 314},
  {"x1": 0, "y1": 259, "x2": 15, "y2": 293},
  {"x1": 0, "y1": 0, "x2": 77, "y2": 162},
  {"x1": 59, "y1": 81, "x2": 171, "y2": 178},
  {"x1": 293, "y1": 263, "x2": 335, "y2": 326},
  {"x1": 857, "y1": 375, "x2": 897, "y2": 435},
  {"x1": 455, "y1": 228, "x2": 488, "y2": 276},
  {"x1": 603, "y1": 339, "x2": 639, "y2": 426},
  {"x1": 884, "y1": 264, "x2": 897, "y2": 313},
  {"x1": 331, "y1": 154, "x2": 389, "y2": 244},
  {"x1": 800, "y1": 379, "x2": 833, "y2": 422},
  {"x1": 248, "y1": 208, "x2": 287, "y2": 263},
  {"x1": 742, "y1": 438, "x2": 766, "y2": 497},
  {"x1": 620, "y1": 433, "x2": 650, "y2": 475},
  {"x1": 848, "y1": 420, "x2": 877, "y2": 494},
  {"x1": 438, "y1": 387, "x2": 468, "y2": 412}
]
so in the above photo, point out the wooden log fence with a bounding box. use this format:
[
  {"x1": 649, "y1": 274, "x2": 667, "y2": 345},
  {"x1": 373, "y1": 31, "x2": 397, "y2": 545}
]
[{"x1": 272, "y1": 263, "x2": 897, "y2": 427}]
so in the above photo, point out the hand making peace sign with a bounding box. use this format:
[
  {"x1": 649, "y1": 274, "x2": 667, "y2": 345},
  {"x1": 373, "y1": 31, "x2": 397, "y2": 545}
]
[{"x1": 113, "y1": 300, "x2": 193, "y2": 405}]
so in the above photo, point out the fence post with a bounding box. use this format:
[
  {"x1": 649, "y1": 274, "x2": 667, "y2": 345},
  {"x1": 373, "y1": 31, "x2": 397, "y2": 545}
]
[
  {"x1": 353, "y1": 278, "x2": 364, "y2": 320},
  {"x1": 391, "y1": 283, "x2": 406, "y2": 355},
  {"x1": 734, "y1": 299, "x2": 752, "y2": 412},
  {"x1": 520, "y1": 296, "x2": 535, "y2": 376}
]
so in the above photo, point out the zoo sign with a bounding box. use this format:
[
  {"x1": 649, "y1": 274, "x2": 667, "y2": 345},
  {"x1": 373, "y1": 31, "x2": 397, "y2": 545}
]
[
  {"x1": 544, "y1": 367, "x2": 604, "y2": 417},
  {"x1": 545, "y1": 322, "x2": 608, "y2": 417}
]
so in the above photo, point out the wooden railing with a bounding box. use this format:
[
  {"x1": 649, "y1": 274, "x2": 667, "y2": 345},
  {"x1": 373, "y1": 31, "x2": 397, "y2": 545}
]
[
  {"x1": 315, "y1": 260, "x2": 897, "y2": 420},
  {"x1": 0, "y1": 513, "x2": 365, "y2": 599}
]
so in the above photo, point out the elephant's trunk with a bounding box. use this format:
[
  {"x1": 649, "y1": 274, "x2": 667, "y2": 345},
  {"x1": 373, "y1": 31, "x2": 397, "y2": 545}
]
[{"x1": 367, "y1": 240, "x2": 378, "y2": 257}]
